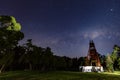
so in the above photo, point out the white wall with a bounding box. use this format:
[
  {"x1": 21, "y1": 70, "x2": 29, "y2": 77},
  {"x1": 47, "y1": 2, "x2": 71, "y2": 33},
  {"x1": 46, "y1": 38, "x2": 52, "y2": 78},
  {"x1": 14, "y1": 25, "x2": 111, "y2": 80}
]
[{"x1": 79, "y1": 66, "x2": 104, "y2": 72}]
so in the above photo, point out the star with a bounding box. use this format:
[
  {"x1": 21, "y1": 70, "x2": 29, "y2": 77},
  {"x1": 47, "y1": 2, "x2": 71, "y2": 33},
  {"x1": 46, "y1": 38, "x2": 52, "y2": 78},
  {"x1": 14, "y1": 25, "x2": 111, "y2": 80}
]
[
  {"x1": 110, "y1": 8, "x2": 113, "y2": 12},
  {"x1": 0, "y1": 0, "x2": 120, "y2": 57}
]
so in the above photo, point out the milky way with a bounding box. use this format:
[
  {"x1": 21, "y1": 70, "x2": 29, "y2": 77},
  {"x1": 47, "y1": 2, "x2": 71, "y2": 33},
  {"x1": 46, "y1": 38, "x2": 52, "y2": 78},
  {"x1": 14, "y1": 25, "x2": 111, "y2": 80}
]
[{"x1": 0, "y1": 0, "x2": 120, "y2": 57}]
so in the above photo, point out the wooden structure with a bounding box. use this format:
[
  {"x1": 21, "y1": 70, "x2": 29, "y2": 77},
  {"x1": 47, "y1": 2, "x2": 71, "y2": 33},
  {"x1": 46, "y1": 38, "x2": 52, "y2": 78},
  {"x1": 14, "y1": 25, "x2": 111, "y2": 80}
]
[{"x1": 86, "y1": 40, "x2": 101, "y2": 66}]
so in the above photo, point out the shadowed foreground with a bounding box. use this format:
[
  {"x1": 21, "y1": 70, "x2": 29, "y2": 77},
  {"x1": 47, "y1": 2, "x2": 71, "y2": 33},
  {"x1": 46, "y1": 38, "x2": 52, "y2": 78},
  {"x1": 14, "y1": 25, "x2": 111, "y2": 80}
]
[{"x1": 0, "y1": 71, "x2": 120, "y2": 80}]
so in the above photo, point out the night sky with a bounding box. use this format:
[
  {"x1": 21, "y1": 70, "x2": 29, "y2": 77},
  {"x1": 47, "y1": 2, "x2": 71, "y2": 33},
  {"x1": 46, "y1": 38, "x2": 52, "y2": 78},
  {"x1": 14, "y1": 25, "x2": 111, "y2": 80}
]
[{"x1": 1, "y1": 0, "x2": 120, "y2": 57}]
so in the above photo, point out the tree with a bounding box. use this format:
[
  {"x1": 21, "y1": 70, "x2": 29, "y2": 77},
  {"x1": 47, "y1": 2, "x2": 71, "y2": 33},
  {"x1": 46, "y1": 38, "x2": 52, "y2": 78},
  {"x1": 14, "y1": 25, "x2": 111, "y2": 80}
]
[
  {"x1": 117, "y1": 58, "x2": 120, "y2": 69},
  {"x1": 71, "y1": 58, "x2": 79, "y2": 71},
  {"x1": 12, "y1": 45, "x2": 26, "y2": 70},
  {"x1": 19, "y1": 39, "x2": 45, "y2": 71},
  {"x1": 106, "y1": 54, "x2": 113, "y2": 72},
  {"x1": 78, "y1": 57, "x2": 86, "y2": 66},
  {"x1": 19, "y1": 39, "x2": 34, "y2": 70},
  {"x1": 63, "y1": 56, "x2": 72, "y2": 71},
  {"x1": 111, "y1": 45, "x2": 119, "y2": 62},
  {"x1": 111, "y1": 45, "x2": 120, "y2": 70},
  {"x1": 0, "y1": 15, "x2": 24, "y2": 73},
  {"x1": 0, "y1": 15, "x2": 21, "y2": 31},
  {"x1": 53, "y1": 56, "x2": 67, "y2": 71},
  {"x1": 29, "y1": 46, "x2": 43, "y2": 70},
  {"x1": 40, "y1": 47, "x2": 54, "y2": 71}
]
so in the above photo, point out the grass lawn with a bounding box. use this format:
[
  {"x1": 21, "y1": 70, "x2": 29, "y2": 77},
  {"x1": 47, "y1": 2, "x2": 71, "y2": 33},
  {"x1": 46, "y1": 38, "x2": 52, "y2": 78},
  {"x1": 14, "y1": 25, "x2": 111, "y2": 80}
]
[{"x1": 0, "y1": 71, "x2": 120, "y2": 80}]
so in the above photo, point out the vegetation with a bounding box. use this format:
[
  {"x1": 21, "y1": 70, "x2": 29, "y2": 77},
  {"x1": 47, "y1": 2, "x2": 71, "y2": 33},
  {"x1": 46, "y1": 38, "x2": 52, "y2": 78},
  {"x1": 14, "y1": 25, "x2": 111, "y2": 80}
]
[
  {"x1": 0, "y1": 15, "x2": 24, "y2": 73},
  {"x1": 0, "y1": 15, "x2": 21, "y2": 31},
  {"x1": 110, "y1": 45, "x2": 120, "y2": 71},
  {"x1": 106, "y1": 54, "x2": 113, "y2": 72}
]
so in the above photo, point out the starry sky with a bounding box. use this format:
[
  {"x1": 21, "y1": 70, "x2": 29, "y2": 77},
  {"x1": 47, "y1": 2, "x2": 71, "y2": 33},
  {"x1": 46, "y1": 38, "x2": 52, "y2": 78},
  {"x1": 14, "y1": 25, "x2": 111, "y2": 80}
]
[{"x1": 1, "y1": 0, "x2": 120, "y2": 57}]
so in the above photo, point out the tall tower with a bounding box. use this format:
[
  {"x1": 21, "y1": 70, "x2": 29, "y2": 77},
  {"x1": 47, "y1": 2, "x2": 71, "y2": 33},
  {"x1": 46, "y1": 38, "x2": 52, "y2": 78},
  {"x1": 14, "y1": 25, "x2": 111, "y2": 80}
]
[{"x1": 87, "y1": 40, "x2": 101, "y2": 66}]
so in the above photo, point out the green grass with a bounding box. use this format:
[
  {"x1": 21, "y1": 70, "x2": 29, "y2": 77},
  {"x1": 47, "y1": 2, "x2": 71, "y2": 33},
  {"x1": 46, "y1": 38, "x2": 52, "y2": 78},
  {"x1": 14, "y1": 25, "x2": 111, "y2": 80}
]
[{"x1": 0, "y1": 71, "x2": 120, "y2": 80}]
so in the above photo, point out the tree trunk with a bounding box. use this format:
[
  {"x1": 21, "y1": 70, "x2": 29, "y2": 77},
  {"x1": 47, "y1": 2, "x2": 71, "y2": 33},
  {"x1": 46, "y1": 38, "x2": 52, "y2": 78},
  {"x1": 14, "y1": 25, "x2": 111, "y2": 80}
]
[{"x1": 0, "y1": 64, "x2": 5, "y2": 73}]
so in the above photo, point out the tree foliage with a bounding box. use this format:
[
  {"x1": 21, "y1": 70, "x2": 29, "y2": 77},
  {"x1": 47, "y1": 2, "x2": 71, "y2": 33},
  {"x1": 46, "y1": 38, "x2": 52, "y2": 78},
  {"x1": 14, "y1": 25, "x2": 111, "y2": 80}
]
[
  {"x1": 111, "y1": 45, "x2": 119, "y2": 62},
  {"x1": 0, "y1": 15, "x2": 24, "y2": 73},
  {"x1": 106, "y1": 54, "x2": 113, "y2": 72},
  {"x1": 110, "y1": 45, "x2": 120, "y2": 70},
  {"x1": 0, "y1": 15, "x2": 21, "y2": 31}
]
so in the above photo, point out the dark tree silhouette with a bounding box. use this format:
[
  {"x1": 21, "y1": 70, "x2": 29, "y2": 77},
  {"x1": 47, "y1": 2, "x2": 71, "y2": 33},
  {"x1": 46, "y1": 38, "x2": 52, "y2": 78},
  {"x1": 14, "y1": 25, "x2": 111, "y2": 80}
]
[{"x1": 0, "y1": 16, "x2": 24, "y2": 73}]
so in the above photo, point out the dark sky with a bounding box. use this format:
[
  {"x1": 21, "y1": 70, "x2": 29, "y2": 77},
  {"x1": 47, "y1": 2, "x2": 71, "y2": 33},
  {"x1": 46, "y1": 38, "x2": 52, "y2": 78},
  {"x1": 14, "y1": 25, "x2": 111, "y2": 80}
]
[{"x1": 1, "y1": 0, "x2": 120, "y2": 57}]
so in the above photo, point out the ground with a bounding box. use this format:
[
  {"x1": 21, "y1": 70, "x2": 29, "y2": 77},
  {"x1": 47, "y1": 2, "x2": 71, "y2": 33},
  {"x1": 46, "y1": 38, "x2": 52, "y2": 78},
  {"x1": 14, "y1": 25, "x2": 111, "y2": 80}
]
[{"x1": 0, "y1": 71, "x2": 120, "y2": 80}]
